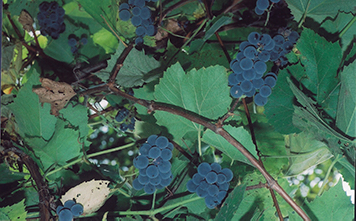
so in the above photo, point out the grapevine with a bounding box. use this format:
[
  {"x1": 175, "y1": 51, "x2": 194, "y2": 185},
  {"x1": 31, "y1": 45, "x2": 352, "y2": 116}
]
[{"x1": 1, "y1": 0, "x2": 354, "y2": 221}]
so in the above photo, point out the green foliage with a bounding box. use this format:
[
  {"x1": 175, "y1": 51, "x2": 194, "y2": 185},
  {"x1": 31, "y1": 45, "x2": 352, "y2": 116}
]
[
  {"x1": 97, "y1": 43, "x2": 161, "y2": 87},
  {"x1": 336, "y1": 61, "x2": 356, "y2": 137},
  {"x1": 285, "y1": 132, "x2": 332, "y2": 176},
  {"x1": 8, "y1": 67, "x2": 57, "y2": 141},
  {"x1": 0, "y1": 199, "x2": 27, "y2": 221},
  {"x1": 296, "y1": 28, "x2": 342, "y2": 105},
  {"x1": 202, "y1": 126, "x2": 257, "y2": 166},
  {"x1": 1, "y1": 0, "x2": 355, "y2": 220},
  {"x1": 303, "y1": 181, "x2": 354, "y2": 221},
  {"x1": 285, "y1": 0, "x2": 356, "y2": 24},
  {"x1": 154, "y1": 63, "x2": 231, "y2": 143},
  {"x1": 214, "y1": 184, "x2": 246, "y2": 221}
]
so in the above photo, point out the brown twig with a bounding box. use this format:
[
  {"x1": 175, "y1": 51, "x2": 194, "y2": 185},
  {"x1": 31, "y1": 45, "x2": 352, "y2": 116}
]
[
  {"x1": 242, "y1": 98, "x2": 261, "y2": 160},
  {"x1": 215, "y1": 32, "x2": 232, "y2": 63},
  {"x1": 270, "y1": 188, "x2": 284, "y2": 220},
  {"x1": 88, "y1": 106, "x2": 115, "y2": 120},
  {"x1": 9, "y1": 148, "x2": 53, "y2": 221},
  {"x1": 6, "y1": 13, "x2": 24, "y2": 40},
  {"x1": 218, "y1": 98, "x2": 240, "y2": 126},
  {"x1": 246, "y1": 182, "x2": 268, "y2": 190},
  {"x1": 108, "y1": 44, "x2": 134, "y2": 83},
  {"x1": 241, "y1": 98, "x2": 283, "y2": 219},
  {"x1": 171, "y1": 140, "x2": 195, "y2": 164}
]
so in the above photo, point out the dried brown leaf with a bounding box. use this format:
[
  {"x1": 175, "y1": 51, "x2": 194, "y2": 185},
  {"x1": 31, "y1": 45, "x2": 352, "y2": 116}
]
[
  {"x1": 18, "y1": 10, "x2": 33, "y2": 32},
  {"x1": 32, "y1": 78, "x2": 76, "y2": 116}
]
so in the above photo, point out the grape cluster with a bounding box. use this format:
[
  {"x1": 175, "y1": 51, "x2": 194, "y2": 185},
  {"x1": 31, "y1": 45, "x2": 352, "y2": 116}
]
[
  {"x1": 186, "y1": 163, "x2": 233, "y2": 209},
  {"x1": 115, "y1": 107, "x2": 136, "y2": 131},
  {"x1": 37, "y1": 1, "x2": 65, "y2": 39},
  {"x1": 56, "y1": 200, "x2": 83, "y2": 221},
  {"x1": 228, "y1": 30, "x2": 299, "y2": 106},
  {"x1": 132, "y1": 135, "x2": 174, "y2": 194},
  {"x1": 118, "y1": 0, "x2": 158, "y2": 45},
  {"x1": 68, "y1": 34, "x2": 88, "y2": 54},
  {"x1": 255, "y1": 0, "x2": 280, "y2": 15}
]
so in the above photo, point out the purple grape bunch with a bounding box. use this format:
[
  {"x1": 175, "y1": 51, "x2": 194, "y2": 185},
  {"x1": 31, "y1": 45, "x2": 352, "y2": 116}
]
[
  {"x1": 37, "y1": 1, "x2": 65, "y2": 39},
  {"x1": 115, "y1": 107, "x2": 136, "y2": 132},
  {"x1": 56, "y1": 200, "x2": 83, "y2": 221},
  {"x1": 118, "y1": 0, "x2": 158, "y2": 45},
  {"x1": 132, "y1": 135, "x2": 174, "y2": 194},
  {"x1": 68, "y1": 34, "x2": 88, "y2": 54},
  {"x1": 255, "y1": 0, "x2": 281, "y2": 15},
  {"x1": 228, "y1": 30, "x2": 299, "y2": 106},
  {"x1": 186, "y1": 162, "x2": 233, "y2": 209}
]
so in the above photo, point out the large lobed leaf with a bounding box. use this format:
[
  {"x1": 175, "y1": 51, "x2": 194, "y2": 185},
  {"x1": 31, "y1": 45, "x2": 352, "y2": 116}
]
[
  {"x1": 0, "y1": 199, "x2": 27, "y2": 221},
  {"x1": 95, "y1": 43, "x2": 161, "y2": 87},
  {"x1": 296, "y1": 28, "x2": 342, "y2": 104},
  {"x1": 264, "y1": 65, "x2": 303, "y2": 134},
  {"x1": 7, "y1": 66, "x2": 57, "y2": 141},
  {"x1": 336, "y1": 61, "x2": 356, "y2": 137},
  {"x1": 153, "y1": 63, "x2": 231, "y2": 142},
  {"x1": 304, "y1": 181, "x2": 354, "y2": 221},
  {"x1": 214, "y1": 184, "x2": 246, "y2": 221},
  {"x1": 59, "y1": 103, "x2": 89, "y2": 138},
  {"x1": 33, "y1": 119, "x2": 82, "y2": 171},
  {"x1": 320, "y1": 11, "x2": 356, "y2": 53},
  {"x1": 285, "y1": 0, "x2": 356, "y2": 24},
  {"x1": 285, "y1": 132, "x2": 333, "y2": 176}
]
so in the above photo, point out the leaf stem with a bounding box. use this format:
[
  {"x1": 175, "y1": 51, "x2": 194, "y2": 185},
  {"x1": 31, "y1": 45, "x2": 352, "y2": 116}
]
[
  {"x1": 339, "y1": 14, "x2": 356, "y2": 38},
  {"x1": 151, "y1": 190, "x2": 157, "y2": 210},
  {"x1": 119, "y1": 195, "x2": 201, "y2": 216},
  {"x1": 45, "y1": 142, "x2": 135, "y2": 177},
  {"x1": 100, "y1": 14, "x2": 127, "y2": 47},
  {"x1": 198, "y1": 129, "x2": 202, "y2": 156},
  {"x1": 298, "y1": 0, "x2": 311, "y2": 28}
]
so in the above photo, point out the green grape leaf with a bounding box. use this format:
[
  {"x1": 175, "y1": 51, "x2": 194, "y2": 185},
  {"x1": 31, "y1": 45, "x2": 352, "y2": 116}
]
[
  {"x1": 320, "y1": 11, "x2": 356, "y2": 53},
  {"x1": 264, "y1": 65, "x2": 303, "y2": 134},
  {"x1": 0, "y1": 163, "x2": 27, "y2": 184},
  {"x1": 304, "y1": 181, "x2": 354, "y2": 221},
  {"x1": 284, "y1": 132, "x2": 333, "y2": 176},
  {"x1": 214, "y1": 185, "x2": 246, "y2": 221},
  {"x1": 7, "y1": 66, "x2": 57, "y2": 141},
  {"x1": 285, "y1": 0, "x2": 356, "y2": 24},
  {"x1": 32, "y1": 119, "x2": 82, "y2": 171},
  {"x1": 336, "y1": 61, "x2": 356, "y2": 137},
  {"x1": 95, "y1": 43, "x2": 161, "y2": 87},
  {"x1": 202, "y1": 125, "x2": 257, "y2": 167},
  {"x1": 154, "y1": 63, "x2": 231, "y2": 142},
  {"x1": 1, "y1": 41, "x2": 15, "y2": 71},
  {"x1": 92, "y1": 28, "x2": 119, "y2": 54},
  {"x1": 233, "y1": 173, "x2": 298, "y2": 220},
  {"x1": 76, "y1": 0, "x2": 117, "y2": 33},
  {"x1": 335, "y1": 158, "x2": 355, "y2": 189},
  {"x1": 59, "y1": 103, "x2": 89, "y2": 138},
  {"x1": 203, "y1": 14, "x2": 232, "y2": 41},
  {"x1": 296, "y1": 28, "x2": 342, "y2": 104},
  {"x1": 166, "y1": 41, "x2": 231, "y2": 72},
  {"x1": 0, "y1": 199, "x2": 27, "y2": 221},
  {"x1": 254, "y1": 123, "x2": 288, "y2": 175}
]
